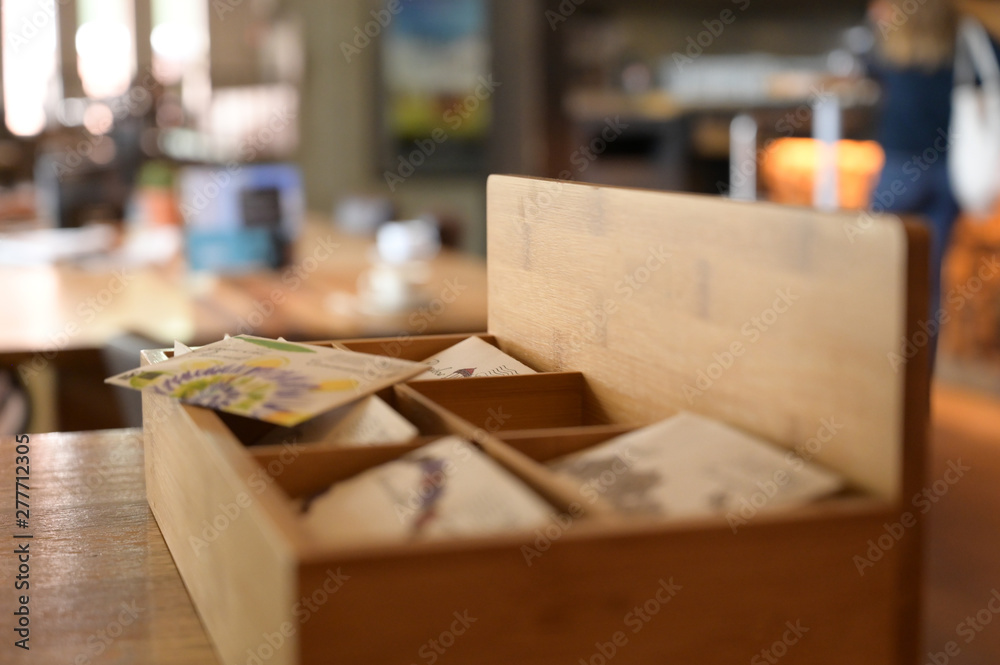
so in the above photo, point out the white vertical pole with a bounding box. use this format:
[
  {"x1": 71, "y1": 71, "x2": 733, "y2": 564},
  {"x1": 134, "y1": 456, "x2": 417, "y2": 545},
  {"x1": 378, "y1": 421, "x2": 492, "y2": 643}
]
[
  {"x1": 729, "y1": 114, "x2": 758, "y2": 201},
  {"x1": 813, "y1": 96, "x2": 841, "y2": 211}
]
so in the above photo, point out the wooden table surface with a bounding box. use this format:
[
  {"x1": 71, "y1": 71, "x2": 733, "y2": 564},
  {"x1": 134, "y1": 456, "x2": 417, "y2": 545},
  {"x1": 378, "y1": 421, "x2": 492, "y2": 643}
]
[
  {"x1": 0, "y1": 220, "x2": 486, "y2": 433},
  {"x1": 0, "y1": 381, "x2": 998, "y2": 664},
  {"x1": 0, "y1": 220, "x2": 488, "y2": 355},
  {"x1": 0, "y1": 429, "x2": 220, "y2": 664}
]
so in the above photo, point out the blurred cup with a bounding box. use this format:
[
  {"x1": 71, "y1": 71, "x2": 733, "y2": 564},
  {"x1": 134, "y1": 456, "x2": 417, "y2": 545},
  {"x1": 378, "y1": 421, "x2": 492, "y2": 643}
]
[
  {"x1": 335, "y1": 196, "x2": 394, "y2": 236},
  {"x1": 376, "y1": 218, "x2": 441, "y2": 264}
]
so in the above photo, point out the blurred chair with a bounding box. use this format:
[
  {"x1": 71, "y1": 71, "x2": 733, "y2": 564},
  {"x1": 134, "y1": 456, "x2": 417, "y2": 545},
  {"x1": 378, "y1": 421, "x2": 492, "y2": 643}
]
[
  {"x1": 0, "y1": 369, "x2": 31, "y2": 435},
  {"x1": 101, "y1": 332, "x2": 160, "y2": 429}
]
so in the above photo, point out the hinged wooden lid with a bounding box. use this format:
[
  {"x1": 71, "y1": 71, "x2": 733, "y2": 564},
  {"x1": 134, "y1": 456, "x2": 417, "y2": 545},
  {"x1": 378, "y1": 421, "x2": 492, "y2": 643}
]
[{"x1": 487, "y1": 175, "x2": 919, "y2": 500}]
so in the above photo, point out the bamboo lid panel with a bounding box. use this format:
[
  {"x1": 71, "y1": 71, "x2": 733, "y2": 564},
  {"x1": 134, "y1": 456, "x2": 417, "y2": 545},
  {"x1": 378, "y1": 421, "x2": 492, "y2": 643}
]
[{"x1": 487, "y1": 175, "x2": 909, "y2": 500}]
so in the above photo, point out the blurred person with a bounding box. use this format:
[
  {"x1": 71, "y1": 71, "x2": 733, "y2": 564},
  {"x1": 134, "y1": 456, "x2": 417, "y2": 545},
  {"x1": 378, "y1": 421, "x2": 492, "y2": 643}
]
[{"x1": 867, "y1": 0, "x2": 959, "y2": 368}]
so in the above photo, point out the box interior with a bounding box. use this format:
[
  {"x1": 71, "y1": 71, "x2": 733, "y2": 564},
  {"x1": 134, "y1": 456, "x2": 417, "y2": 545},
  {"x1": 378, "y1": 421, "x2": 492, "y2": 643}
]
[
  {"x1": 165, "y1": 335, "x2": 877, "y2": 552},
  {"x1": 143, "y1": 321, "x2": 884, "y2": 564}
]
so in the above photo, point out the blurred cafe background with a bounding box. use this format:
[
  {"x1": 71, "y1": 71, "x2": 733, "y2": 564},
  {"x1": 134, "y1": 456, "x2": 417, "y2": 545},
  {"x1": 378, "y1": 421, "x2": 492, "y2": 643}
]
[
  {"x1": 0, "y1": 2, "x2": 998, "y2": 661},
  {"x1": 0, "y1": 0, "x2": 996, "y2": 439}
]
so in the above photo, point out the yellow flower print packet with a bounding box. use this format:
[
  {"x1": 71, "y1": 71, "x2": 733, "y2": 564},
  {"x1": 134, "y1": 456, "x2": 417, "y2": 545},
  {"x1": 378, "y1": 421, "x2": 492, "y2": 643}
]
[{"x1": 104, "y1": 335, "x2": 426, "y2": 426}]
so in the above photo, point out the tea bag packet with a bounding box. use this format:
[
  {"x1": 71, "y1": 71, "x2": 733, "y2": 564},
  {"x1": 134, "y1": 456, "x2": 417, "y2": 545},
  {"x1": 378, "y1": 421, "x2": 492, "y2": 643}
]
[
  {"x1": 414, "y1": 337, "x2": 536, "y2": 380},
  {"x1": 303, "y1": 437, "x2": 555, "y2": 546},
  {"x1": 105, "y1": 335, "x2": 426, "y2": 427},
  {"x1": 252, "y1": 395, "x2": 418, "y2": 448},
  {"x1": 548, "y1": 412, "x2": 845, "y2": 519}
]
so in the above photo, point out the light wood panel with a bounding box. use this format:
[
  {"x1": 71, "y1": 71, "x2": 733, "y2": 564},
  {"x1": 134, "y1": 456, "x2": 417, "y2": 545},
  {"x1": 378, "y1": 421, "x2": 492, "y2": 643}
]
[
  {"x1": 0, "y1": 429, "x2": 219, "y2": 665},
  {"x1": 487, "y1": 175, "x2": 910, "y2": 501},
  {"x1": 142, "y1": 350, "x2": 309, "y2": 665}
]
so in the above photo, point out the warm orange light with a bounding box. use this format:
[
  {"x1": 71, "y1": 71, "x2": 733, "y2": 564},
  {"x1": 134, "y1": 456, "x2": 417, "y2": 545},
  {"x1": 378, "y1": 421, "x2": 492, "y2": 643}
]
[{"x1": 760, "y1": 139, "x2": 885, "y2": 210}]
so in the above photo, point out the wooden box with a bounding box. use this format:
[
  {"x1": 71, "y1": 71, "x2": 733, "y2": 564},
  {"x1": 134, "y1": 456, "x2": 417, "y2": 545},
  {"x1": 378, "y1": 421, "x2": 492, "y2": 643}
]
[{"x1": 141, "y1": 176, "x2": 930, "y2": 665}]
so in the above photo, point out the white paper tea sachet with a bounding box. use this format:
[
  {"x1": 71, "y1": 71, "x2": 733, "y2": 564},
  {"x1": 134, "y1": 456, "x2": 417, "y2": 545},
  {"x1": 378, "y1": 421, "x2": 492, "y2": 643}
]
[
  {"x1": 253, "y1": 395, "x2": 418, "y2": 448},
  {"x1": 547, "y1": 412, "x2": 845, "y2": 520},
  {"x1": 414, "y1": 337, "x2": 536, "y2": 380},
  {"x1": 303, "y1": 437, "x2": 555, "y2": 546}
]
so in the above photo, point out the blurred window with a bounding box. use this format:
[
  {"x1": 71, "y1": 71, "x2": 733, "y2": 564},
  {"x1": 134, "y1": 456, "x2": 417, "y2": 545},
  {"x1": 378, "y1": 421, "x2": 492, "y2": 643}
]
[
  {"x1": 2, "y1": 0, "x2": 61, "y2": 136},
  {"x1": 151, "y1": 0, "x2": 209, "y2": 86},
  {"x1": 75, "y1": 0, "x2": 136, "y2": 99},
  {"x1": 0, "y1": 0, "x2": 297, "y2": 160}
]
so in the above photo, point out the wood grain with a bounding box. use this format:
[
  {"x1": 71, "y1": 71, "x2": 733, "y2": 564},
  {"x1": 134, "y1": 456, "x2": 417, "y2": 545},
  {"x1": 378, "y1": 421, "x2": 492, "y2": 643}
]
[
  {"x1": 925, "y1": 383, "x2": 1000, "y2": 665},
  {"x1": 0, "y1": 429, "x2": 219, "y2": 665},
  {"x1": 335, "y1": 334, "x2": 498, "y2": 362},
  {"x1": 487, "y1": 175, "x2": 910, "y2": 501},
  {"x1": 294, "y1": 501, "x2": 901, "y2": 665},
  {"x1": 0, "y1": 380, "x2": 990, "y2": 665},
  {"x1": 403, "y1": 372, "x2": 590, "y2": 430},
  {"x1": 142, "y1": 380, "x2": 307, "y2": 665}
]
